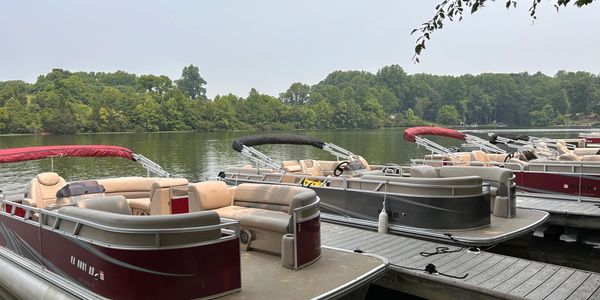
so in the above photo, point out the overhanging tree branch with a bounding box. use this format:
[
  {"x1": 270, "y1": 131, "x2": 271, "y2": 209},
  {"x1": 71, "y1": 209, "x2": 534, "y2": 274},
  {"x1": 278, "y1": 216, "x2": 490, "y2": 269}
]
[{"x1": 412, "y1": 0, "x2": 595, "y2": 62}]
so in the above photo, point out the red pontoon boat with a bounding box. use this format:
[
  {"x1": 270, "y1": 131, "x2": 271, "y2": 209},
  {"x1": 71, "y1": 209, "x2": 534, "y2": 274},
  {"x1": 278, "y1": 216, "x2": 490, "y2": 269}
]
[
  {"x1": 0, "y1": 145, "x2": 386, "y2": 299},
  {"x1": 405, "y1": 126, "x2": 600, "y2": 200}
]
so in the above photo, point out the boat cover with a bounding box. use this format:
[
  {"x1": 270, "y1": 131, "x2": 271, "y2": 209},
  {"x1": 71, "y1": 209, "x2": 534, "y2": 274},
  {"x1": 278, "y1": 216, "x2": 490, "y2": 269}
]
[
  {"x1": 232, "y1": 135, "x2": 325, "y2": 152},
  {"x1": 488, "y1": 134, "x2": 530, "y2": 144},
  {"x1": 0, "y1": 145, "x2": 134, "y2": 163},
  {"x1": 403, "y1": 126, "x2": 466, "y2": 142}
]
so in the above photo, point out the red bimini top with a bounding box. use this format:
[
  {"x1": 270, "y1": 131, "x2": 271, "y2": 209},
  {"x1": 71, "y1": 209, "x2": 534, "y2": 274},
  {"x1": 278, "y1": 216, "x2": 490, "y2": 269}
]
[
  {"x1": 0, "y1": 145, "x2": 134, "y2": 164},
  {"x1": 403, "y1": 126, "x2": 466, "y2": 142}
]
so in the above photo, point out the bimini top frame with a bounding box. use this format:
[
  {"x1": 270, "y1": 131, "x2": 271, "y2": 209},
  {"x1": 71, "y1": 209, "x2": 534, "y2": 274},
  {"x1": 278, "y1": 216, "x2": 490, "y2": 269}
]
[
  {"x1": 488, "y1": 133, "x2": 563, "y2": 156},
  {"x1": 0, "y1": 145, "x2": 170, "y2": 178},
  {"x1": 231, "y1": 134, "x2": 354, "y2": 170},
  {"x1": 403, "y1": 126, "x2": 506, "y2": 156}
]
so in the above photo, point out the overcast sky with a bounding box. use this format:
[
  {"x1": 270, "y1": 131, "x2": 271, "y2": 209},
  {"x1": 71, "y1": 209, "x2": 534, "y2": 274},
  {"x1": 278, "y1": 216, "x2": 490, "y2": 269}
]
[{"x1": 1, "y1": 0, "x2": 599, "y2": 98}]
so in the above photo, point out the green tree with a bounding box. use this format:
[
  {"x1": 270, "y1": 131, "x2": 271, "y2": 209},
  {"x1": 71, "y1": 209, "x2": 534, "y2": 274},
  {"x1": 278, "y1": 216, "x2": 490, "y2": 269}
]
[
  {"x1": 280, "y1": 82, "x2": 310, "y2": 105},
  {"x1": 436, "y1": 104, "x2": 461, "y2": 125},
  {"x1": 175, "y1": 65, "x2": 207, "y2": 100}
]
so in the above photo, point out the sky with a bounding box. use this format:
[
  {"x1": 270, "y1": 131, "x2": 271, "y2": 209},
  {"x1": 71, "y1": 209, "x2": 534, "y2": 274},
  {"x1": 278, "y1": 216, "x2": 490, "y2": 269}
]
[{"x1": 1, "y1": 0, "x2": 599, "y2": 98}]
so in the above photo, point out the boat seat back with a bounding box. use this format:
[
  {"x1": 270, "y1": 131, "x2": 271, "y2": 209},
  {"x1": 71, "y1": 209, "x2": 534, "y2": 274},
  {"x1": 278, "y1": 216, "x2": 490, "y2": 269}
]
[
  {"x1": 470, "y1": 150, "x2": 491, "y2": 163},
  {"x1": 98, "y1": 177, "x2": 189, "y2": 215},
  {"x1": 188, "y1": 181, "x2": 234, "y2": 211},
  {"x1": 410, "y1": 165, "x2": 439, "y2": 178},
  {"x1": 351, "y1": 155, "x2": 371, "y2": 171},
  {"x1": 149, "y1": 178, "x2": 189, "y2": 215},
  {"x1": 506, "y1": 158, "x2": 527, "y2": 171},
  {"x1": 581, "y1": 155, "x2": 600, "y2": 161},
  {"x1": 24, "y1": 172, "x2": 67, "y2": 208},
  {"x1": 98, "y1": 177, "x2": 158, "y2": 199},
  {"x1": 281, "y1": 160, "x2": 302, "y2": 173},
  {"x1": 573, "y1": 148, "x2": 600, "y2": 156},
  {"x1": 225, "y1": 166, "x2": 276, "y2": 175},
  {"x1": 438, "y1": 166, "x2": 513, "y2": 185},
  {"x1": 234, "y1": 183, "x2": 317, "y2": 215},
  {"x1": 300, "y1": 159, "x2": 324, "y2": 177},
  {"x1": 559, "y1": 153, "x2": 580, "y2": 161},
  {"x1": 76, "y1": 195, "x2": 133, "y2": 215},
  {"x1": 556, "y1": 141, "x2": 571, "y2": 155}
]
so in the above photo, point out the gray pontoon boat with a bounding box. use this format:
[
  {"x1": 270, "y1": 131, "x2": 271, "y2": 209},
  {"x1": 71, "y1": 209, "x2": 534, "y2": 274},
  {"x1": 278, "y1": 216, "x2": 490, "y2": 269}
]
[{"x1": 221, "y1": 135, "x2": 549, "y2": 247}]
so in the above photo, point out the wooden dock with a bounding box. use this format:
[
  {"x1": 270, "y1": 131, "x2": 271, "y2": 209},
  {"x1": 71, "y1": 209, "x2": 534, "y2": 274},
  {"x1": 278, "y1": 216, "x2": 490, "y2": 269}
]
[
  {"x1": 321, "y1": 222, "x2": 600, "y2": 300},
  {"x1": 516, "y1": 195, "x2": 600, "y2": 230}
]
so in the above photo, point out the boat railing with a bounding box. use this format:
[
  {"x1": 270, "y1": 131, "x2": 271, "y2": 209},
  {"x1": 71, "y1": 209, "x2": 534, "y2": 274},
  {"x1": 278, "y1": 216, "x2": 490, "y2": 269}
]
[
  {"x1": 0, "y1": 199, "x2": 240, "y2": 249},
  {"x1": 225, "y1": 172, "x2": 490, "y2": 198}
]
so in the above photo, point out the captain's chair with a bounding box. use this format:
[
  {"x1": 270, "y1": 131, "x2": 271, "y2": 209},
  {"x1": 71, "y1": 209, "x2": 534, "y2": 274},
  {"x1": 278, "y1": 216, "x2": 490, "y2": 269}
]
[{"x1": 23, "y1": 172, "x2": 67, "y2": 208}]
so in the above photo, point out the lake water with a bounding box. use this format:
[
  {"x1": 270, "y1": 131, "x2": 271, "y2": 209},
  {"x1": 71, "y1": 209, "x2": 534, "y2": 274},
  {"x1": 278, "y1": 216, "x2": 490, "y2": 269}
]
[{"x1": 0, "y1": 128, "x2": 598, "y2": 272}]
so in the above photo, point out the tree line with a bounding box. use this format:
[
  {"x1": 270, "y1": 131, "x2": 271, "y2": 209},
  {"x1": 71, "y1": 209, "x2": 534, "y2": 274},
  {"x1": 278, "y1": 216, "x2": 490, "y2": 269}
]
[{"x1": 0, "y1": 64, "x2": 598, "y2": 134}]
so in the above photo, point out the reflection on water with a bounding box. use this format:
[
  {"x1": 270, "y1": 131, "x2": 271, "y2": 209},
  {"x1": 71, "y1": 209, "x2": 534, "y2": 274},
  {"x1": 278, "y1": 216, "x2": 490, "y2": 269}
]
[
  {"x1": 0, "y1": 129, "x2": 437, "y2": 196},
  {"x1": 0, "y1": 128, "x2": 599, "y2": 271}
]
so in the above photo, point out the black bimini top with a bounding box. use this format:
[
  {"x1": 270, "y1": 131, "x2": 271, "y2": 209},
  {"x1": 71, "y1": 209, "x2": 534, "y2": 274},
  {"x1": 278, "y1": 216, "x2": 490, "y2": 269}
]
[
  {"x1": 488, "y1": 133, "x2": 530, "y2": 144},
  {"x1": 232, "y1": 135, "x2": 325, "y2": 152}
]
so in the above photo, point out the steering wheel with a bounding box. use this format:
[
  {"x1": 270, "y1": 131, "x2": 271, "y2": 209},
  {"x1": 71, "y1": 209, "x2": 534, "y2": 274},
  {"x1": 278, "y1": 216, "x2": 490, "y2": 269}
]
[
  {"x1": 333, "y1": 161, "x2": 349, "y2": 177},
  {"x1": 503, "y1": 152, "x2": 515, "y2": 162}
]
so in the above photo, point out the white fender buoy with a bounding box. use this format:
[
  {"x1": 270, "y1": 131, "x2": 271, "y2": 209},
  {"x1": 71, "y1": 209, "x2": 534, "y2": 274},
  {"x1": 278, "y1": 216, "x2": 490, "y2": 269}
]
[{"x1": 378, "y1": 209, "x2": 388, "y2": 234}]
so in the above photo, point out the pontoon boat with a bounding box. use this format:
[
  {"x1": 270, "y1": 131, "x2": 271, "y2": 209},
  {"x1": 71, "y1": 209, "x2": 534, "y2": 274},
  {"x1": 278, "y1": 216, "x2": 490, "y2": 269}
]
[
  {"x1": 0, "y1": 145, "x2": 387, "y2": 299},
  {"x1": 221, "y1": 135, "x2": 549, "y2": 247},
  {"x1": 406, "y1": 126, "x2": 600, "y2": 200}
]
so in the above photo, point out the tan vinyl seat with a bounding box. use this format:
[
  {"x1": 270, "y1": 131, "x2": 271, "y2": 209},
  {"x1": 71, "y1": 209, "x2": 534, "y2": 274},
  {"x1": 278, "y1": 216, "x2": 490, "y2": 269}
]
[
  {"x1": 555, "y1": 140, "x2": 571, "y2": 155},
  {"x1": 281, "y1": 160, "x2": 303, "y2": 173},
  {"x1": 23, "y1": 172, "x2": 67, "y2": 208},
  {"x1": 188, "y1": 181, "x2": 234, "y2": 212},
  {"x1": 76, "y1": 195, "x2": 133, "y2": 215},
  {"x1": 470, "y1": 150, "x2": 491, "y2": 166},
  {"x1": 299, "y1": 159, "x2": 324, "y2": 177},
  {"x1": 188, "y1": 181, "x2": 318, "y2": 254}
]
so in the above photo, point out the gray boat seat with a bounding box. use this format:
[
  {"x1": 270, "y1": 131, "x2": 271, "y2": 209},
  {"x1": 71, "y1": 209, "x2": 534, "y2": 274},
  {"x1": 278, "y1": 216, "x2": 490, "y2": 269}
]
[
  {"x1": 22, "y1": 172, "x2": 67, "y2": 208},
  {"x1": 410, "y1": 165, "x2": 439, "y2": 178},
  {"x1": 76, "y1": 195, "x2": 133, "y2": 215}
]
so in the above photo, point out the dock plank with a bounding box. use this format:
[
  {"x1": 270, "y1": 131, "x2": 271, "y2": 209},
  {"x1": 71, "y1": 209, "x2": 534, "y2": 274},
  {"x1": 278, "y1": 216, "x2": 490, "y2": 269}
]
[
  {"x1": 319, "y1": 222, "x2": 600, "y2": 300},
  {"x1": 525, "y1": 268, "x2": 574, "y2": 299},
  {"x1": 465, "y1": 256, "x2": 518, "y2": 286},
  {"x1": 507, "y1": 265, "x2": 559, "y2": 297},
  {"x1": 478, "y1": 259, "x2": 531, "y2": 289},
  {"x1": 493, "y1": 262, "x2": 546, "y2": 293},
  {"x1": 545, "y1": 271, "x2": 590, "y2": 300}
]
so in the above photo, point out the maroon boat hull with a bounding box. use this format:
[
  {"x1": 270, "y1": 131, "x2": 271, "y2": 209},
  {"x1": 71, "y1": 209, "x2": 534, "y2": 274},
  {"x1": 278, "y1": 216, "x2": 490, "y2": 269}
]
[
  {"x1": 514, "y1": 171, "x2": 600, "y2": 198},
  {"x1": 0, "y1": 214, "x2": 241, "y2": 299},
  {"x1": 296, "y1": 216, "x2": 321, "y2": 268}
]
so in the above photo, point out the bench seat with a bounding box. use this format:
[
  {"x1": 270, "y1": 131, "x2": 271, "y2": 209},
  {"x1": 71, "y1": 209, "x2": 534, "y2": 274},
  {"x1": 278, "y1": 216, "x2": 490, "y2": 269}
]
[{"x1": 214, "y1": 206, "x2": 290, "y2": 233}]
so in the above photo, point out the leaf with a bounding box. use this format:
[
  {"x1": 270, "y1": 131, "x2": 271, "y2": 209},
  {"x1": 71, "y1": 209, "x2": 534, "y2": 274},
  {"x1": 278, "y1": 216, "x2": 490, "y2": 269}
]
[
  {"x1": 505, "y1": 1, "x2": 511, "y2": 8},
  {"x1": 471, "y1": 2, "x2": 480, "y2": 13},
  {"x1": 411, "y1": 28, "x2": 419, "y2": 34},
  {"x1": 415, "y1": 44, "x2": 423, "y2": 55}
]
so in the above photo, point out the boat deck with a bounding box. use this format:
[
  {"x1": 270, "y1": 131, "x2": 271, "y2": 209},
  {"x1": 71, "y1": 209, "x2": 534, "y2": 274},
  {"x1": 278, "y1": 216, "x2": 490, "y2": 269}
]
[
  {"x1": 222, "y1": 247, "x2": 387, "y2": 300},
  {"x1": 321, "y1": 222, "x2": 600, "y2": 300},
  {"x1": 517, "y1": 195, "x2": 600, "y2": 230}
]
